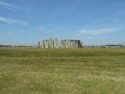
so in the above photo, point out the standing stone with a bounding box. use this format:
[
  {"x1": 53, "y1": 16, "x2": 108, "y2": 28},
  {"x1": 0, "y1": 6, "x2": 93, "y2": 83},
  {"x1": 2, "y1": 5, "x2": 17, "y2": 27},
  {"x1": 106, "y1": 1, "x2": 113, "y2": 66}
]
[
  {"x1": 42, "y1": 40, "x2": 45, "y2": 48},
  {"x1": 54, "y1": 38, "x2": 59, "y2": 48},
  {"x1": 41, "y1": 38, "x2": 82, "y2": 48},
  {"x1": 38, "y1": 41, "x2": 40, "y2": 47},
  {"x1": 42, "y1": 38, "x2": 59, "y2": 48},
  {"x1": 60, "y1": 39, "x2": 81, "y2": 48}
]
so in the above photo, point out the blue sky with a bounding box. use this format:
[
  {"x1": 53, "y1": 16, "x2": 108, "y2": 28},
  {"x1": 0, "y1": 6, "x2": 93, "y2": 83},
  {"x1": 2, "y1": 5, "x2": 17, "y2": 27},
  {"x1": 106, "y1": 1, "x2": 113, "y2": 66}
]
[{"x1": 0, "y1": 0, "x2": 125, "y2": 46}]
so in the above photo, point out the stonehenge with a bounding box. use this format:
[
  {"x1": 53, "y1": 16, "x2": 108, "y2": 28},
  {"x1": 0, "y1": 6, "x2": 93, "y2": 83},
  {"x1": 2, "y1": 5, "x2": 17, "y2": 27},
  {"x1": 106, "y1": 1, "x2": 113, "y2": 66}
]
[
  {"x1": 42, "y1": 38, "x2": 59, "y2": 48},
  {"x1": 40, "y1": 38, "x2": 82, "y2": 48},
  {"x1": 60, "y1": 40, "x2": 81, "y2": 48}
]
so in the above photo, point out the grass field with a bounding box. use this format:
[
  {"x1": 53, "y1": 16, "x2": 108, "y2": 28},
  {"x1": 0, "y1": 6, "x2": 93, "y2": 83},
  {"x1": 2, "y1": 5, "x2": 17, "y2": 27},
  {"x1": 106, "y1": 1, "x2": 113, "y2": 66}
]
[{"x1": 0, "y1": 47, "x2": 125, "y2": 94}]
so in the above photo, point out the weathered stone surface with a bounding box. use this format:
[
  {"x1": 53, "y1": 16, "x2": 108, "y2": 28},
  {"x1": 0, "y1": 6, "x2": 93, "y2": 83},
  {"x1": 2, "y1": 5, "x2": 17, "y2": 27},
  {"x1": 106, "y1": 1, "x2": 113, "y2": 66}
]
[
  {"x1": 60, "y1": 40, "x2": 81, "y2": 48},
  {"x1": 38, "y1": 41, "x2": 40, "y2": 47},
  {"x1": 42, "y1": 38, "x2": 81, "y2": 48},
  {"x1": 42, "y1": 38, "x2": 59, "y2": 48}
]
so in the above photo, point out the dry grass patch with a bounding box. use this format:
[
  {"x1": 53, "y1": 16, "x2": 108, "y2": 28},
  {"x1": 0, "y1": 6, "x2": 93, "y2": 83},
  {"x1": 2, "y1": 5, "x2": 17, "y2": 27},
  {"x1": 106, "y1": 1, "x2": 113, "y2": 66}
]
[{"x1": 0, "y1": 47, "x2": 125, "y2": 94}]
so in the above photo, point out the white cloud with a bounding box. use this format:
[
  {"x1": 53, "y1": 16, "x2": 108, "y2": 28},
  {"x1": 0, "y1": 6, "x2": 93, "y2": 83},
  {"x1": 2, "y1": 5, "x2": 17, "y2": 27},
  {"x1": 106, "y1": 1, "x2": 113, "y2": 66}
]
[
  {"x1": 0, "y1": 1, "x2": 15, "y2": 8},
  {"x1": 0, "y1": 1, "x2": 31, "y2": 12},
  {"x1": 0, "y1": 16, "x2": 28, "y2": 25},
  {"x1": 79, "y1": 28, "x2": 117, "y2": 35}
]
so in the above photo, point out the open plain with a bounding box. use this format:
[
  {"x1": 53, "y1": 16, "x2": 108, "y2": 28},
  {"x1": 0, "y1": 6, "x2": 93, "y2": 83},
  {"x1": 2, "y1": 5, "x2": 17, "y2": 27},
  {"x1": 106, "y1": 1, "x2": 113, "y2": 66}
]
[{"x1": 0, "y1": 47, "x2": 125, "y2": 94}]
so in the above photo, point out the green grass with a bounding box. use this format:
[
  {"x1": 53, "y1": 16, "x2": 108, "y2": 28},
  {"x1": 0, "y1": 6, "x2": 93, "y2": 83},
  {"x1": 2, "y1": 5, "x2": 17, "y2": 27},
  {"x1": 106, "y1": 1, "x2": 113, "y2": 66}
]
[{"x1": 0, "y1": 47, "x2": 125, "y2": 94}]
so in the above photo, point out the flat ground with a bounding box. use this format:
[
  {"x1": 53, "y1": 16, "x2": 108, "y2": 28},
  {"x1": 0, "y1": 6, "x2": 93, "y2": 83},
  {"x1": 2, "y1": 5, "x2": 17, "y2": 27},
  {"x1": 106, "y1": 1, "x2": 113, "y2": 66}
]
[{"x1": 0, "y1": 47, "x2": 125, "y2": 94}]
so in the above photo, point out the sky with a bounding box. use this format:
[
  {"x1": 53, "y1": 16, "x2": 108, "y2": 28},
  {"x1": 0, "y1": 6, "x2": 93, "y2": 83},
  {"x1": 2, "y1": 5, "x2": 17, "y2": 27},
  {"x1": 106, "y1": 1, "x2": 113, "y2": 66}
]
[{"x1": 0, "y1": 0, "x2": 125, "y2": 46}]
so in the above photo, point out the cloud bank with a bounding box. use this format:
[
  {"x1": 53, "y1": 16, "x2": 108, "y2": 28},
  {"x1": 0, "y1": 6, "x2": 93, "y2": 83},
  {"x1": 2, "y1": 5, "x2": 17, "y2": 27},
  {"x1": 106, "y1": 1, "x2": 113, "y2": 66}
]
[
  {"x1": 79, "y1": 28, "x2": 117, "y2": 35},
  {"x1": 0, "y1": 16, "x2": 27, "y2": 25},
  {"x1": 0, "y1": 1, "x2": 15, "y2": 8}
]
